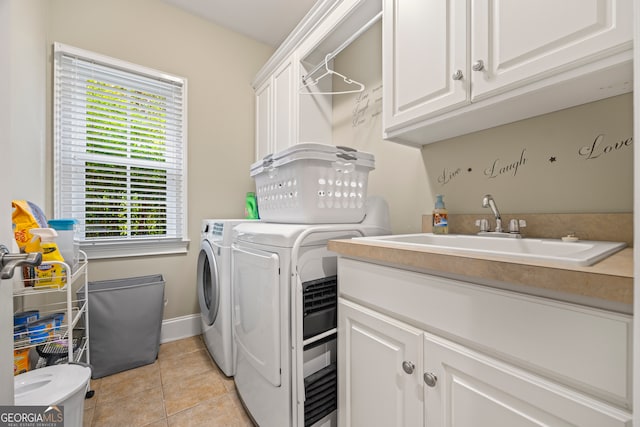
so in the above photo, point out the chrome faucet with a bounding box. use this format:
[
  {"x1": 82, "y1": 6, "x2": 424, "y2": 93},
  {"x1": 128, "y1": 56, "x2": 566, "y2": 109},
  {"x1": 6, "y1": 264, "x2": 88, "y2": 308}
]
[
  {"x1": 481, "y1": 194, "x2": 503, "y2": 232},
  {"x1": 477, "y1": 195, "x2": 526, "y2": 238}
]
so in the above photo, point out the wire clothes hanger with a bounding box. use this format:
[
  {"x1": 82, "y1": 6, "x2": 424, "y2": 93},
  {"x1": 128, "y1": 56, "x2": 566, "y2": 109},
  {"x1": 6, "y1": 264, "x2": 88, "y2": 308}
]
[{"x1": 300, "y1": 53, "x2": 365, "y2": 95}]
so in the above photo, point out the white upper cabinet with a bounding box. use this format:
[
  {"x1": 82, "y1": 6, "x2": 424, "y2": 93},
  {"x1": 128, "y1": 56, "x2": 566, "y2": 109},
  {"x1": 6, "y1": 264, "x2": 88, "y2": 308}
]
[
  {"x1": 272, "y1": 59, "x2": 296, "y2": 155},
  {"x1": 383, "y1": 0, "x2": 633, "y2": 145},
  {"x1": 255, "y1": 78, "x2": 272, "y2": 161},
  {"x1": 383, "y1": 0, "x2": 468, "y2": 131},
  {"x1": 255, "y1": 56, "x2": 297, "y2": 162},
  {"x1": 471, "y1": 0, "x2": 633, "y2": 101},
  {"x1": 253, "y1": 0, "x2": 383, "y2": 159}
]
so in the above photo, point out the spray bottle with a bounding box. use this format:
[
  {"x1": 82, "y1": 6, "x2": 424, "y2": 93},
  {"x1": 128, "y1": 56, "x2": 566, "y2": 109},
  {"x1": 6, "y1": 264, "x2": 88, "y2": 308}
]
[{"x1": 30, "y1": 228, "x2": 67, "y2": 288}]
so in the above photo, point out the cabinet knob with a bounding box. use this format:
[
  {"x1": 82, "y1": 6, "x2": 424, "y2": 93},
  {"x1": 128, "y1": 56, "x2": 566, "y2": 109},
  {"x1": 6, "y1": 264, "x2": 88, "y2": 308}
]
[
  {"x1": 472, "y1": 60, "x2": 485, "y2": 72},
  {"x1": 402, "y1": 361, "x2": 415, "y2": 375},
  {"x1": 451, "y1": 70, "x2": 464, "y2": 81},
  {"x1": 423, "y1": 372, "x2": 438, "y2": 387}
]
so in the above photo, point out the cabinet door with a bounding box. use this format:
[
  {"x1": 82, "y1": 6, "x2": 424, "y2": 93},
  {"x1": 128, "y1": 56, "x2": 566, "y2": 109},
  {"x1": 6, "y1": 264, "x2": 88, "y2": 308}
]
[
  {"x1": 471, "y1": 0, "x2": 633, "y2": 101},
  {"x1": 272, "y1": 59, "x2": 295, "y2": 155},
  {"x1": 338, "y1": 299, "x2": 423, "y2": 427},
  {"x1": 382, "y1": 0, "x2": 468, "y2": 134},
  {"x1": 255, "y1": 78, "x2": 272, "y2": 161},
  {"x1": 423, "y1": 332, "x2": 632, "y2": 427}
]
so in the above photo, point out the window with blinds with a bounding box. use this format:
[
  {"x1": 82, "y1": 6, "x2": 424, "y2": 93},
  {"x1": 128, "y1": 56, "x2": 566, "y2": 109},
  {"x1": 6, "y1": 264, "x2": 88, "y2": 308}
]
[{"x1": 53, "y1": 43, "x2": 188, "y2": 258}]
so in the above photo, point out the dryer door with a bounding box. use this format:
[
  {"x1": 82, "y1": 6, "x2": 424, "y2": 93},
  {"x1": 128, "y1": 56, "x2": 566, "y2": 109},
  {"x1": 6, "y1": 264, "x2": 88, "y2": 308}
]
[
  {"x1": 197, "y1": 240, "x2": 220, "y2": 326},
  {"x1": 232, "y1": 245, "x2": 281, "y2": 387}
]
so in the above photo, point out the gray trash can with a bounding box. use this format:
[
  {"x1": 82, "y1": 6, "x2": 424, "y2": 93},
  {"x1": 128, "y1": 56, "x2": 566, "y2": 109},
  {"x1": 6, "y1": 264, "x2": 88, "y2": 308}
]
[{"x1": 78, "y1": 274, "x2": 165, "y2": 378}]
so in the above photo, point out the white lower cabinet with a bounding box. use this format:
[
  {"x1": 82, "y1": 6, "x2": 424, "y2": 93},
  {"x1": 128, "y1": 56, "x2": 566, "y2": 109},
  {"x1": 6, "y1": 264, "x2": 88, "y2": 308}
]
[
  {"x1": 423, "y1": 332, "x2": 631, "y2": 427},
  {"x1": 338, "y1": 299, "x2": 423, "y2": 427},
  {"x1": 337, "y1": 258, "x2": 633, "y2": 427}
]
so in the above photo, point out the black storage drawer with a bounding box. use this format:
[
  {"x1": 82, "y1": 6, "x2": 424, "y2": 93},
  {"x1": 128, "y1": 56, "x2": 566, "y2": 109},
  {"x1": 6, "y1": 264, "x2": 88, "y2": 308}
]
[
  {"x1": 304, "y1": 363, "x2": 337, "y2": 427},
  {"x1": 302, "y1": 276, "x2": 337, "y2": 339}
]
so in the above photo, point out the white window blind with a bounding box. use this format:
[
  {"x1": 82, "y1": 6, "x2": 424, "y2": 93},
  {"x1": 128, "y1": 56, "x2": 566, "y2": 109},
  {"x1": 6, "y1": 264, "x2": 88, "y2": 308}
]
[{"x1": 53, "y1": 43, "x2": 188, "y2": 258}]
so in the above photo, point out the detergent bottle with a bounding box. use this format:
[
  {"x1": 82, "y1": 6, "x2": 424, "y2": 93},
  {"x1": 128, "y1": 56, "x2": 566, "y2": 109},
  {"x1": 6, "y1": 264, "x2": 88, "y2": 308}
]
[
  {"x1": 30, "y1": 228, "x2": 67, "y2": 288},
  {"x1": 432, "y1": 194, "x2": 449, "y2": 235}
]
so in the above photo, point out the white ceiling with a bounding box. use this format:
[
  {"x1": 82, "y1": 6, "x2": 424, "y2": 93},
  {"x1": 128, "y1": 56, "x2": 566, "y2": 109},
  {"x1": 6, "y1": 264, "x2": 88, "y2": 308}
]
[{"x1": 161, "y1": 0, "x2": 319, "y2": 47}]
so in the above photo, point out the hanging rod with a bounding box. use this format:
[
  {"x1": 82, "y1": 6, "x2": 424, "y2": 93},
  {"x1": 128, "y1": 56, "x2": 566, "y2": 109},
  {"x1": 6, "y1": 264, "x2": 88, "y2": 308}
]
[{"x1": 302, "y1": 11, "x2": 383, "y2": 82}]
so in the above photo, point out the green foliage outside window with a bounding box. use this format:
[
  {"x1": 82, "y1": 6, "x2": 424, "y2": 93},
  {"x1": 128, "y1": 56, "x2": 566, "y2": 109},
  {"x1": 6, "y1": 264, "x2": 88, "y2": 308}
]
[{"x1": 84, "y1": 80, "x2": 168, "y2": 239}]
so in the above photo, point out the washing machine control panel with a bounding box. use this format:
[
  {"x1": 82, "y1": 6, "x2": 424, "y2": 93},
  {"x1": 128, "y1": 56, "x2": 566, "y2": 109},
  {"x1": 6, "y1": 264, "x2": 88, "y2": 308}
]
[
  {"x1": 202, "y1": 221, "x2": 225, "y2": 243},
  {"x1": 212, "y1": 222, "x2": 224, "y2": 237},
  {"x1": 202, "y1": 219, "x2": 251, "y2": 245}
]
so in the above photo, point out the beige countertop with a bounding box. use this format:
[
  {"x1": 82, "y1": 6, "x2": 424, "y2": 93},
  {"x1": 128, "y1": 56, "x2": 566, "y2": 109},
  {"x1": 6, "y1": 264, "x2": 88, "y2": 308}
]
[{"x1": 327, "y1": 238, "x2": 634, "y2": 311}]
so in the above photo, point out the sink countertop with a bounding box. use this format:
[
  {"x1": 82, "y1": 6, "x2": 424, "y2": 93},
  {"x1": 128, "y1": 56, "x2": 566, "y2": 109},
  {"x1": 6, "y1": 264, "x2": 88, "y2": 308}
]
[{"x1": 327, "y1": 237, "x2": 633, "y2": 310}]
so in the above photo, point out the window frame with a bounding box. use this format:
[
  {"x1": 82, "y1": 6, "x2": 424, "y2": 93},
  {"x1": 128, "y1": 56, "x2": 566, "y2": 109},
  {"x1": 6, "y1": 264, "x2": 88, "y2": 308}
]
[{"x1": 53, "y1": 42, "x2": 189, "y2": 259}]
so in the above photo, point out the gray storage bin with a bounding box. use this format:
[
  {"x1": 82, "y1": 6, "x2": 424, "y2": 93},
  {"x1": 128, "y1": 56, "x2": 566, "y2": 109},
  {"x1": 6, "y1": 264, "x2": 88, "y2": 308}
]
[{"x1": 78, "y1": 274, "x2": 165, "y2": 378}]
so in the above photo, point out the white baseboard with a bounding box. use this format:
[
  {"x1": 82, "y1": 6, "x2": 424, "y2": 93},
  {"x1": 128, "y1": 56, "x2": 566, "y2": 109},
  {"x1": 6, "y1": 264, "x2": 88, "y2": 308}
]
[{"x1": 160, "y1": 314, "x2": 202, "y2": 344}]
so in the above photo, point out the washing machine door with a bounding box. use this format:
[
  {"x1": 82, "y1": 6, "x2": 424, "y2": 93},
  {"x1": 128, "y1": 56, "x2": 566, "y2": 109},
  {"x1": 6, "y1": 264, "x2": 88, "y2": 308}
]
[{"x1": 197, "y1": 240, "x2": 220, "y2": 326}]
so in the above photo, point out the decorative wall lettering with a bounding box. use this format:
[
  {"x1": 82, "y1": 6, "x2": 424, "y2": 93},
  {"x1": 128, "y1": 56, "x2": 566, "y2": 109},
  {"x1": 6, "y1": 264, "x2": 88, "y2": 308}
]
[
  {"x1": 484, "y1": 149, "x2": 527, "y2": 179},
  {"x1": 421, "y1": 94, "x2": 633, "y2": 213},
  {"x1": 352, "y1": 85, "x2": 383, "y2": 125},
  {"x1": 438, "y1": 167, "x2": 462, "y2": 185},
  {"x1": 352, "y1": 92, "x2": 369, "y2": 127},
  {"x1": 579, "y1": 134, "x2": 633, "y2": 160},
  {"x1": 371, "y1": 97, "x2": 382, "y2": 118}
]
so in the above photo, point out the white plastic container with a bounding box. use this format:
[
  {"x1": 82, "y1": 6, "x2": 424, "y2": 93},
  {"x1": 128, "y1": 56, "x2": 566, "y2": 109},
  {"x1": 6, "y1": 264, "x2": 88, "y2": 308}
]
[
  {"x1": 47, "y1": 219, "x2": 79, "y2": 273},
  {"x1": 251, "y1": 143, "x2": 375, "y2": 223},
  {"x1": 15, "y1": 364, "x2": 91, "y2": 427}
]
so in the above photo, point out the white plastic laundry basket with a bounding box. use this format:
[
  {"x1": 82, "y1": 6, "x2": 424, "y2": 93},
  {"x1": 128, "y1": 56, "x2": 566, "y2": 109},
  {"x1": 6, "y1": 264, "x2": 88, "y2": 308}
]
[{"x1": 251, "y1": 143, "x2": 375, "y2": 223}]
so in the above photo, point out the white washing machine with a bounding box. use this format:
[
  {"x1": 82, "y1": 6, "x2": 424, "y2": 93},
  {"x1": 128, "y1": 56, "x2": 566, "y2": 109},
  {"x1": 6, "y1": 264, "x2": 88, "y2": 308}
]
[
  {"x1": 232, "y1": 199, "x2": 390, "y2": 427},
  {"x1": 197, "y1": 219, "x2": 254, "y2": 376}
]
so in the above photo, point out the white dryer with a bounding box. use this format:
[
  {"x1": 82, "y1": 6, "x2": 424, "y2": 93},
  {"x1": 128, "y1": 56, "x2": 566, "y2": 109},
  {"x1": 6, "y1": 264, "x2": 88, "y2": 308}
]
[
  {"x1": 232, "y1": 199, "x2": 390, "y2": 427},
  {"x1": 197, "y1": 219, "x2": 254, "y2": 376}
]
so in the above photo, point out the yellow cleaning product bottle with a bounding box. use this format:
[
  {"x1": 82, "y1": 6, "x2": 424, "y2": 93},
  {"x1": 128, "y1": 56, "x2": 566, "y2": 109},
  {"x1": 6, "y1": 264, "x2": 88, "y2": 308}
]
[{"x1": 30, "y1": 228, "x2": 67, "y2": 288}]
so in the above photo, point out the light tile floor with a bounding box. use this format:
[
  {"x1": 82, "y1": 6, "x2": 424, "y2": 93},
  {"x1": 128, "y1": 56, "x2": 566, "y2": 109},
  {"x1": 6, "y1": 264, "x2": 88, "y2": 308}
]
[{"x1": 83, "y1": 335, "x2": 254, "y2": 426}]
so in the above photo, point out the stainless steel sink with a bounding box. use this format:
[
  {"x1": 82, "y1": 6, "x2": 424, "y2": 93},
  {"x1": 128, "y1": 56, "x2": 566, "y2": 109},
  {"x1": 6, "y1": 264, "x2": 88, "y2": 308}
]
[{"x1": 352, "y1": 233, "x2": 626, "y2": 266}]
